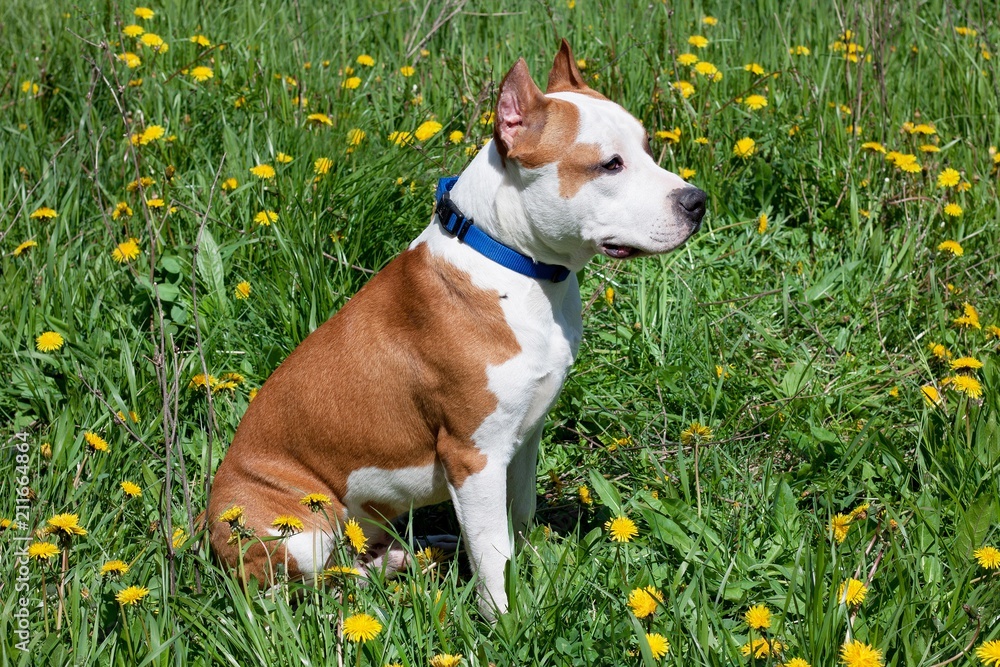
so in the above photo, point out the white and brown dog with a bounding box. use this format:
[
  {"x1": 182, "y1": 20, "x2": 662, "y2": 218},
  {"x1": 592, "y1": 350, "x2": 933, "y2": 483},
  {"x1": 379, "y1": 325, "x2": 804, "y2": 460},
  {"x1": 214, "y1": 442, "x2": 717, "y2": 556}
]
[{"x1": 208, "y1": 40, "x2": 705, "y2": 616}]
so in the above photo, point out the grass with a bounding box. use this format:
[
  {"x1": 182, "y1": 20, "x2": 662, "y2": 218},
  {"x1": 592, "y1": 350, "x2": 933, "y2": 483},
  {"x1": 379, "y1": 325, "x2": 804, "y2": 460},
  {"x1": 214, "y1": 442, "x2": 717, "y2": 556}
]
[{"x1": 1, "y1": 0, "x2": 999, "y2": 665}]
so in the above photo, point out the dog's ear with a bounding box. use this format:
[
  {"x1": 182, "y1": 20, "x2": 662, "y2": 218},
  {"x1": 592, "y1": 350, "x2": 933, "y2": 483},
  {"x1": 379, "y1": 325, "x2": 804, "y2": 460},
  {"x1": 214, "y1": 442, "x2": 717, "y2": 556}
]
[
  {"x1": 494, "y1": 58, "x2": 548, "y2": 162},
  {"x1": 546, "y1": 39, "x2": 590, "y2": 94}
]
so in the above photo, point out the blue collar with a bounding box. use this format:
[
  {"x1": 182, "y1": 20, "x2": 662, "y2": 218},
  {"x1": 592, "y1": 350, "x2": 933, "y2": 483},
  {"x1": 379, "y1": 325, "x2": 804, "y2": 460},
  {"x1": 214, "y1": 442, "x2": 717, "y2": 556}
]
[{"x1": 434, "y1": 177, "x2": 571, "y2": 283}]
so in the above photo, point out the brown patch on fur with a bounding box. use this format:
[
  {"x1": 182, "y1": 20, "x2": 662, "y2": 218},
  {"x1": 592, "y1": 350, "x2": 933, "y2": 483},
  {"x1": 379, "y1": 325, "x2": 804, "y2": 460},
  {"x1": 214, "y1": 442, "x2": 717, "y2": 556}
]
[{"x1": 208, "y1": 243, "x2": 520, "y2": 584}]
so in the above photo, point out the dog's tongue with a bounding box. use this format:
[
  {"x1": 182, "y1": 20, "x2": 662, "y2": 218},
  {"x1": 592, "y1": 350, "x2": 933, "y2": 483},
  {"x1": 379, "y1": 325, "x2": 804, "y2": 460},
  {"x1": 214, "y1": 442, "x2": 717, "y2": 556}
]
[{"x1": 603, "y1": 244, "x2": 635, "y2": 259}]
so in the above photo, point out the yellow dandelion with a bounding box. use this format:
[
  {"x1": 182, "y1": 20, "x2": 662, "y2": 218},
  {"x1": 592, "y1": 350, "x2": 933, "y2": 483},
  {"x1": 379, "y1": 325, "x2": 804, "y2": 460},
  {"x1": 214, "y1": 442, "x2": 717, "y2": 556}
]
[
  {"x1": 429, "y1": 655, "x2": 463, "y2": 667},
  {"x1": 342, "y1": 613, "x2": 382, "y2": 642},
  {"x1": 84, "y1": 432, "x2": 109, "y2": 453},
  {"x1": 221, "y1": 177, "x2": 238, "y2": 191},
  {"x1": 133, "y1": 7, "x2": 154, "y2": 19},
  {"x1": 399, "y1": 65, "x2": 415, "y2": 77},
  {"x1": 448, "y1": 130, "x2": 464, "y2": 144},
  {"x1": 645, "y1": 633, "x2": 670, "y2": 659},
  {"x1": 733, "y1": 137, "x2": 756, "y2": 158},
  {"x1": 172, "y1": 527, "x2": 187, "y2": 548},
  {"x1": 343, "y1": 518, "x2": 368, "y2": 552},
  {"x1": 190, "y1": 34, "x2": 211, "y2": 47},
  {"x1": 217, "y1": 506, "x2": 244, "y2": 525},
  {"x1": 789, "y1": 45, "x2": 811, "y2": 56},
  {"x1": 276, "y1": 152, "x2": 293, "y2": 164},
  {"x1": 100, "y1": 560, "x2": 130, "y2": 576},
  {"x1": 680, "y1": 422, "x2": 713, "y2": 445},
  {"x1": 145, "y1": 198, "x2": 165, "y2": 208},
  {"x1": 324, "y1": 564, "x2": 362, "y2": 578},
  {"x1": 861, "y1": 141, "x2": 886, "y2": 153},
  {"x1": 300, "y1": 493, "x2": 331, "y2": 511},
  {"x1": 356, "y1": 54, "x2": 375, "y2": 66},
  {"x1": 947, "y1": 375, "x2": 983, "y2": 399},
  {"x1": 250, "y1": 164, "x2": 276, "y2": 179},
  {"x1": 937, "y1": 240, "x2": 964, "y2": 256},
  {"x1": 655, "y1": 128, "x2": 682, "y2": 144},
  {"x1": 744, "y1": 62, "x2": 766, "y2": 75},
  {"x1": 921, "y1": 384, "x2": 942, "y2": 406},
  {"x1": 954, "y1": 302, "x2": 981, "y2": 329},
  {"x1": 744, "y1": 94, "x2": 768, "y2": 111},
  {"x1": 116, "y1": 585, "x2": 150, "y2": 606},
  {"x1": 253, "y1": 210, "x2": 278, "y2": 226},
  {"x1": 47, "y1": 513, "x2": 87, "y2": 538},
  {"x1": 943, "y1": 203, "x2": 963, "y2": 217},
  {"x1": 190, "y1": 66, "x2": 213, "y2": 82},
  {"x1": 840, "y1": 640, "x2": 883, "y2": 667},
  {"x1": 112, "y1": 201, "x2": 133, "y2": 220},
  {"x1": 830, "y1": 513, "x2": 852, "y2": 543},
  {"x1": 688, "y1": 35, "x2": 709, "y2": 48},
  {"x1": 118, "y1": 52, "x2": 142, "y2": 68},
  {"x1": 742, "y1": 639, "x2": 783, "y2": 658},
  {"x1": 786, "y1": 660, "x2": 811, "y2": 667},
  {"x1": 388, "y1": 130, "x2": 413, "y2": 146},
  {"x1": 13, "y1": 239, "x2": 38, "y2": 256},
  {"x1": 578, "y1": 485, "x2": 593, "y2": 505},
  {"x1": 628, "y1": 586, "x2": 664, "y2": 618},
  {"x1": 139, "y1": 33, "x2": 166, "y2": 51},
  {"x1": 672, "y1": 80, "x2": 695, "y2": 98},
  {"x1": 680, "y1": 168, "x2": 696, "y2": 179},
  {"x1": 415, "y1": 120, "x2": 443, "y2": 142},
  {"x1": 123, "y1": 24, "x2": 145, "y2": 37},
  {"x1": 29, "y1": 206, "x2": 58, "y2": 220},
  {"x1": 28, "y1": 542, "x2": 60, "y2": 561},
  {"x1": 36, "y1": 331, "x2": 65, "y2": 352},
  {"x1": 910, "y1": 123, "x2": 936, "y2": 135},
  {"x1": 272, "y1": 514, "x2": 304, "y2": 535},
  {"x1": 677, "y1": 53, "x2": 699, "y2": 66},
  {"x1": 234, "y1": 281, "x2": 251, "y2": 300},
  {"x1": 605, "y1": 516, "x2": 639, "y2": 543},
  {"x1": 758, "y1": 213, "x2": 768, "y2": 234},
  {"x1": 837, "y1": 578, "x2": 868, "y2": 605},
  {"x1": 978, "y1": 641, "x2": 1000, "y2": 667},
  {"x1": 120, "y1": 481, "x2": 142, "y2": 497},
  {"x1": 694, "y1": 61, "x2": 722, "y2": 81},
  {"x1": 745, "y1": 604, "x2": 771, "y2": 629},
  {"x1": 314, "y1": 157, "x2": 333, "y2": 175},
  {"x1": 112, "y1": 238, "x2": 141, "y2": 263},
  {"x1": 951, "y1": 356, "x2": 983, "y2": 372}
]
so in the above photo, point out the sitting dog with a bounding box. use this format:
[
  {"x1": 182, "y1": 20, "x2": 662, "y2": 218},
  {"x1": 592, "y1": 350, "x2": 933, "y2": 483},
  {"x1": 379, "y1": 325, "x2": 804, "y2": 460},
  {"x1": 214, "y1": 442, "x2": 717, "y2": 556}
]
[{"x1": 207, "y1": 39, "x2": 705, "y2": 616}]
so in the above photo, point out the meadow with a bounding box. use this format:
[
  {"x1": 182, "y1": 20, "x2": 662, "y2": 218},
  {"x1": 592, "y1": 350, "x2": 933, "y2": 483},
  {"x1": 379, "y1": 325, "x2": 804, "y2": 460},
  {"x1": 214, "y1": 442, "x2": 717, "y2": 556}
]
[{"x1": 1, "y1": 0, "x2": 999, "y2": 665}]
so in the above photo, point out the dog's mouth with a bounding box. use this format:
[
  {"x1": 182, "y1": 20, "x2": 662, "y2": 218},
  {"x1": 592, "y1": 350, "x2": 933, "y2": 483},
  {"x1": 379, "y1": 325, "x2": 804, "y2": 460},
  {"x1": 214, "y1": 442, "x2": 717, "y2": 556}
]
[{"x1": 601, "y1": 243, "x2": 641, "y2": 259}]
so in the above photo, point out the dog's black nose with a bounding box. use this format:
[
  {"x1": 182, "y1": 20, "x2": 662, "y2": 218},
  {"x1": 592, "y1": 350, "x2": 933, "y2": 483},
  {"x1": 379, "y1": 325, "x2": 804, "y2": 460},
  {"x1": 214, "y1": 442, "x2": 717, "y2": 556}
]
[{"x1": 676, "y1": 187, "x2": 707, "y2": 225}]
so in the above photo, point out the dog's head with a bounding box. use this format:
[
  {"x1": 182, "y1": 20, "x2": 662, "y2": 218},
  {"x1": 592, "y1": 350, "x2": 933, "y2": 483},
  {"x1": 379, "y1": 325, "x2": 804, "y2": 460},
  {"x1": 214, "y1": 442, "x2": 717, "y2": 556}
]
[{"x1": 493, "y1": 40, "x2": 705, "y2": 267}]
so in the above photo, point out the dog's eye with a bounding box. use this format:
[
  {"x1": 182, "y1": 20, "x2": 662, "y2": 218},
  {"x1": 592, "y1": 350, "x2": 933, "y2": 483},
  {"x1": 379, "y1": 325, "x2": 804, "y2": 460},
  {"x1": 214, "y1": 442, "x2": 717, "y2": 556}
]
[{"x1": 601, "y1": 155, "x2": 624, "y2": 172}]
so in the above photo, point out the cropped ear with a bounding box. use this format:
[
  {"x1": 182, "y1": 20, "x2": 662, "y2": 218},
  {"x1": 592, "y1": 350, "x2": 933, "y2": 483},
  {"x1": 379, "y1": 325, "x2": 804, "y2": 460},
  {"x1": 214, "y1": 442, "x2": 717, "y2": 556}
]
[
  {"x1": 494, "y1": 58, "x2": 549, "y2": 162},
  {"x1": 546, "y1": 39, "x2": 590, "y2": 93}
]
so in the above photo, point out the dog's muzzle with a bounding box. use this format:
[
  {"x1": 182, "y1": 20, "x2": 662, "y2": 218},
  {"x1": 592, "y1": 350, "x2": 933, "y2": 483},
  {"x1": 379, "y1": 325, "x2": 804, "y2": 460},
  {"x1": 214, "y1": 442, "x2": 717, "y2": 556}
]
[{"x1": 674, "y1": 186, "x2": 707, "y2": 232}]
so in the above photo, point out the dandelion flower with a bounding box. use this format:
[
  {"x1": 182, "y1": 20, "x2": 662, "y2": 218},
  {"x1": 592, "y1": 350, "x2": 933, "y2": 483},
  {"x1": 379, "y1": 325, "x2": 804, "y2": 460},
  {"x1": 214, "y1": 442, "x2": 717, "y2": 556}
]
[
  {"x1": 910, "y1": 123, "x2": 936, "y2": 135},
  {"x1": 429, "y1": 655, "x2": 463, "y2": 667},
  {"x1": 920, "y1": 144, "x2": 939, "y2": 153},
  {"x1": 388, "y1": 130, "x2": 413, "y2": 146},
  {"x1": 47, "y1": 513, "x2": 87, "y2": 538},
  {"x1": 301, "y1": 493, "x2": 331, "y2": 511},
  {"x1": 221, "y1": 178, "x2": 238, "y2": 191},
  {"x1": 36, "y1": 331, "x2": 65, "y2": 352},
  {"x1": 254, "y1": 210, "x2": 278, "y2": 226},
  {"x1": 448, "y1": 130, "x2": 464, "y2": 144},
  {"x1": 954, "y1": 302, "x2": 982, "y2": 329},
  {"x1": 313, "y1": 157, "x2": 333, "y2": 175},
  {"x1": 342, "y1": 76, "x2": 361, "y2": 89},
  {"x1": 744, "y1": 62, "x2": 766, "y2": 75},
  {"x1": 84, "y1": 432, "x2": 109, "y2": 453},
  {"x1": 342, "y1": 613, "x2": 382, "y2": 642},
  {"x1": 112, "y1": 201, "x2": 133, "y2": 220},
  {"x1": 250, "y1": 164, "x2": 276, "y2": 179},
  {"x1": 628, "y1": 586, "x2": 664, "y2": 618},
  {"x1": 786, "y1": 659, "x2": 812, "y2": 667},
  {"x1": 947, "y1": 375, "x2": 983, "y2": 399},
  {"x1": 190, "y1": 66, "x2": 213, "y2": 82},
  {"x1": 742, "y1": 639, "x2": 783, "y2": 658},
  {"x1": 789, "y1": 45, "x2": 811, "y2": 56},
  {"x1": 694, "y1": 61, "x2": 722, "y2": 81},
  {"x1": 356, "y1": 54, "x2": 374, "y2": 66},
  {"x1": 943, "y1": 203, "x2": 963, "y2": 217},
  {"x1": 680, "y1": 168, "x2": 696, "y2": 179},
  {"x1": 978, "y1": 641, "x2": 1000, "y2": 666},
  {"x1": 973, "y1": 546, "x2": 1000, "y2": 569},
  {"x1": 343, "y1": 518, "x2": 367, "y2": 552},
  {"x1": 217, "y1": 506, "x2": 244, "y2": 525},
  {"x1": 951, "y1": 356, "x2": 982, "y2": 372},
  {"x1": 271, "y1": 514, "x2": 304, "y2": 535},
  {"x1": 28, "y1": 542, "x2": 60, "y2": 561},
  {"x1": 30, "y1": 206, "x2": 58, "y2": 220},
  {"x1": 840, "y1": 640, "x2": 882, "y2": 667},
  {"x1": 655, "y1": 128, "x2": 682, "y2": 143},
  {"x1": 324, "y1": 565, "x2": 362, "y2": 578},
  {"x1": 688, "y1": 35, "x2": 709, "y2": 48},
  {"x1": 758, "y1": 213, "x2": 768, "y2": 234},
  {"x1": 937, "y1": 240, "x2": 964, "y2": 256},
  {"x1": 145, "y1": 198, "x2": 165, "y2": 208},
  {"x1": 605, "y1": 516, "x2": 638, "y2": 542},
  {"x1": 172, "y1": 527, "x2": 187, "y2": 548},
  {"x1": 14, "y1": 239, "x2": 38, "y2": 256},
  {"x1": 861, "y1": 141, "x2": 886, "y2": 153},
  {"x1": 121, "y1": 481, "x2": 142, "y2": 497},
  {"x1": 677, "y1": 53, "x2": 699, "y2": 66},
  {"x1": 276, "y1": 152, "x2": 293, "y2": 164},
  {"x1": 133, "y1": 7, "x2": 154, "y2": 19},
  {"x1": 415, "y1": 120, "x2": 443, "y2": 142},
  {"x1": 123, "y1": 24, "x2": 145, "y2": 37},
  {"x1": 116, "y1": 585, "x2": 150, "y2": 606},
  {"x1": 191, "y1": 34, "x2": 211, "y2": 47},
  {"x1": 578, "y1": 485, "x2": 593, "y2": 505},
  {"x1": 112, "y1": 238, "x2": 141, "y2": 263},
  {"x1": 837, "y1": 578, "x2": 868, "y2": 605},
  {"x1": 672, "y1": 80, "x2": 695, "y2": 98},
  {"x1": 745, "y1": 604, "x2": 771, "y2": 629},
  {"x1": 118, "y1": 52, "x2": 142, "y2": 68},
  {"x1": 744, "y1": 94, "x2": 768, "y2": 110},
  {"x1": 680, "y1": 422, "x2": 713, "y2": 445},
  {"x1": 139, "y1": 33, "x2": 166, "y2": 51},
  {"x1": 399, "y1": 66, "x2": 415, "y2": 77},
  {"x1": 234, "y1": 281, "x2": 251, "y2": 299},
  {"x1": 645, "y1": 633, "x2": 670, "y2": 659},
  {"x1": 101, "y1": 560, "x2": 129, "y2": 576},
  {"x1": 733, "y1": 137, "x2": 756, "y2": 158},
  {"x1": 830, "y1": 513, "x2": 851, "y2": 543}
]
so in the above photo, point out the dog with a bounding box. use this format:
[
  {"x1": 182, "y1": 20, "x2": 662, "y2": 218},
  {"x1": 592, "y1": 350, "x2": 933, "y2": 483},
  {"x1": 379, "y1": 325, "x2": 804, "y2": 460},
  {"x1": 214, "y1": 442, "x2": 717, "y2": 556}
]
[{"x1": 207, "y1": 39, "x2": 705, "y2": 617}]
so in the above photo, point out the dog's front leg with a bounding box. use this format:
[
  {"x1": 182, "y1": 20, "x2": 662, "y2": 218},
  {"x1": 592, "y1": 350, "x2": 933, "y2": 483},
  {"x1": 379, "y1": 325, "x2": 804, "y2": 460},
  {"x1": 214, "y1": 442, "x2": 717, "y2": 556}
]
[
  {"x1": 507, "y1": 425, "x2": 541, "y2": 542},
  {"x1": 446, "y1": 459, "x2": 512, "y2": 619}
]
